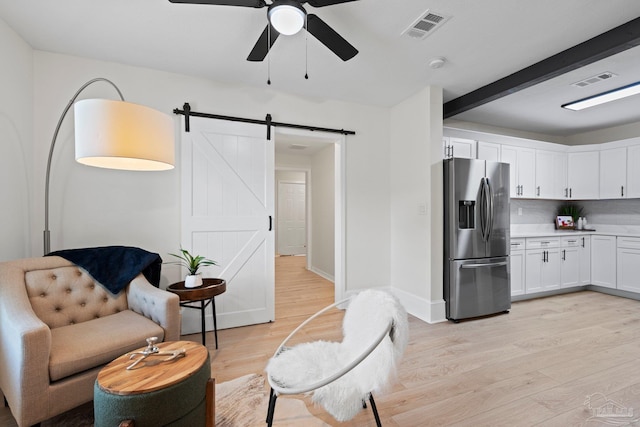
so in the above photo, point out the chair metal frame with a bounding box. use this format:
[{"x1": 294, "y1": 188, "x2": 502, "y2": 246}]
[{"x1": 265, "y1": 296, "x2": 393, "y2": 426}]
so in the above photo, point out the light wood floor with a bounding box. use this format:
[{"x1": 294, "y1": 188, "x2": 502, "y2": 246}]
[
  {"x1": 3, "y1": 256, "x2": 640, "y2": 426},
  {"x1": 208, "y1": 256, "x2": 640, "y2": 426}
]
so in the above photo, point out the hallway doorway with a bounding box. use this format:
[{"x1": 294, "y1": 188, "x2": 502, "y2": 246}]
[{"x1": 273, "y1": 128, "x2": 344, "y2": 305}]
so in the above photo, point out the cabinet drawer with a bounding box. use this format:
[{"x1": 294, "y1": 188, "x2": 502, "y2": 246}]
[
  {"x1": 526, "y1": 238, "x2": 560, "y2": 250},
  {"x1": 617, "y1": 236, "x2": 640, "y2": 250},
  {"x1": 561, "y1": 236, "x2": 581, "y2": 247},
  {"x1": 510, "y1": 238, "x2": 525, "y2": 252}
]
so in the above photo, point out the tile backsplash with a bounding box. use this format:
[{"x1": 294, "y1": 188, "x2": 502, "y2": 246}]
[
  {"x1": 511, "y1": 198, "x2": 640, "y2": 226},
  {"x1": 511, "y1": 199, "x2": 560, "y2": 225},
  {"x1": 580, "y1": 199, "x2": 640, "y2": 225}
]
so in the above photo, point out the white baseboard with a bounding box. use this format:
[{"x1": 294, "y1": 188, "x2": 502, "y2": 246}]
[
  {"x1": 342, "y1": 286, "x2": 447, "y2": 324},
  {"x1": 309, "y1": 266, "x2": 335, "y2": 283},
  {"x1": 389, "y1": 287, "x2": 447, "y2": 324}
]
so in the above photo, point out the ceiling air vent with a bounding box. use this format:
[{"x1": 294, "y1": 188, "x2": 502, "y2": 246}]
[
  {"x1": 571, "y1": 72, "x2": 618, "y2": 88},
  {"x1": 402, "y1": 10, "x2": 450, "y2": 40},
  {"x1": 289, "y1": 144, "x2": 308, "y2": 150}
]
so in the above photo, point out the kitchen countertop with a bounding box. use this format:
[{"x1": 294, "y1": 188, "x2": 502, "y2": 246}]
[{"x1": 511, "y1": 224, "x2": 640, "y2": 239}]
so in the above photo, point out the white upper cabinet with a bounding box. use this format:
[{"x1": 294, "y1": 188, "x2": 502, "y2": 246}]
[
  {"x1": 626, "y1": 145, "x2": 640, "y2": 198},
  {"x1": 477, "y1": 141, "x2": 501, "y2": 161},
  {"x1": 599, "y1": 147, "x2": 627, "y2": 199},
  {"x1": 444, "y1": 128, "x2": 640, "y2": 201},
  {"x1": 501, "y1": 145, "x2": 535, "y2": 198},
  {"x1": 535, "y1": 150, "x2": 566, "y2": 199},
  {"x1": 567, "y1": 151, "x2": 599, "y2": 199},
  {"x1": 443, "y1": 137, "x2": 476, "y2": 159}
]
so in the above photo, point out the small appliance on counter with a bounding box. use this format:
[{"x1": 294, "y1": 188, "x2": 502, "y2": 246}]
[
  {"x1": 444, "y1": 158, "x2": 511, "y2": 322},
  {"x1": 556, "y1": 215, "x2": 575, "y2": 229}
]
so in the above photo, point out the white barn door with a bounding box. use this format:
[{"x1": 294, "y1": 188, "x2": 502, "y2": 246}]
[{"x1": 181, "y1": 116, "x2": 274, "y2": 331}]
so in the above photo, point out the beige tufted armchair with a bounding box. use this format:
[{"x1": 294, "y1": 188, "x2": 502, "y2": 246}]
[{"x1": 0, "y1": 255, "x2": 181, "y2": 427}]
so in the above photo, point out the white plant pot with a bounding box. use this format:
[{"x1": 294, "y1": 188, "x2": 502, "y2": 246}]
[{"x1": 185, "y1": 274, "x2": 203, "y2": 288}]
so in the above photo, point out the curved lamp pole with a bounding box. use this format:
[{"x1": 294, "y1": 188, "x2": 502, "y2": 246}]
[{"x1": 44, "y1": 78, "x2": 124, "y2": 255}]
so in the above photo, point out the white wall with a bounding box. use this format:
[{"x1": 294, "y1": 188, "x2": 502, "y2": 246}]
[
  {"x1": 390, "y1": 87, "x2": 445, "y2": 323},
  {"x1": 565, "y1": 121, "x2": 640, "y2": 145},
  {"x1": 443, "y1": 119, "x2": 564, "y2": 144},
  {"x1": 275, "y1": 170, "x2": 305, "y2": 182},
  {"x1": 31, "y1": 51, "x2": 391, "y2": 291},
  {"x1": 0, "y1": 17, "x2": 33, "y2": 261},
  {"x1": 446, "y1": 117, "x2": 640, "y2": 147},
  {"x1": 310, "y1": 144, "x2": 335, "y2": 280}
]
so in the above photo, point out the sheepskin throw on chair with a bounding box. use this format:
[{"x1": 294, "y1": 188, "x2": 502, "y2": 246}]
[{"x1": 266, "y1": 289, "x2": 409, "y2": 423}]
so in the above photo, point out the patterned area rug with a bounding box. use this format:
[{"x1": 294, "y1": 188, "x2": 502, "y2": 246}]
[{"x1": 41, "y1": 373, "x2": 327, "y2": 426}]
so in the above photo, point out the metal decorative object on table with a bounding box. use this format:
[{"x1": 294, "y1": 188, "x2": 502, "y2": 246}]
[{"x1": 126, "y1": 337, "x2": 185, "y2": 370}]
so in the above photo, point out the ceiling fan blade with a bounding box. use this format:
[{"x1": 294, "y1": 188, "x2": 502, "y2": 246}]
[
  {"x1": 247, "y1": 24, "x2": 281, "y2": 61},
  {"x1": 168, "y1": 0, "x2": 266, "y2": 8},
  {"x1": 306, "y1": 14, "x2": 358, "y2": 61},
  {"x1": 305, "y1": 0, "x2": 358, "y2": 7}
]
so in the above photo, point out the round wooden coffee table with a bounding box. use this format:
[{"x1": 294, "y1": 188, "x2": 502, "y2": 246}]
[
  {"x1": 94, "y1": 340, "x2": 212, "y2": 426},
  {"x1": 167, "y1": 278, "x2": 226, "y2": 349}
]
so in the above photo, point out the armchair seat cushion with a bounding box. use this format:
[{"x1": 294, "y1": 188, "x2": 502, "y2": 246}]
[{"x1": 49, "y1": 309, "x2": 164, "y2": 381}]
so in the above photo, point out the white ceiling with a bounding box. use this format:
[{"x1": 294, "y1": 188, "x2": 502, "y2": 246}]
[{"x1": 1, "y1": 0, "x2": 640, "y2": 138}]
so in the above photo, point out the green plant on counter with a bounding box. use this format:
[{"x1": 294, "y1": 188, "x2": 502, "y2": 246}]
[{"x1": 557, "y1": 203, "x2": 584, "y2": 223}]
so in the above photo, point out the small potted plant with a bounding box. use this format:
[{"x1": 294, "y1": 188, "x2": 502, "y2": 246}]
[{"x1": 168, "y1": 248, "x2": 218, "y2": 288}]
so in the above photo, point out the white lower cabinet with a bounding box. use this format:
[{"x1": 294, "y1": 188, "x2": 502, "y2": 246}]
[
  {"x1": 591, "y1": 235, "x2": 616, "y2": 289},
  {"x1": 525, "y1": 238, "x2": 561, "y2": 294},
  {"x1": 510, "y1": 239, "x2": 525, "y2": 296},
  {"x1": 578, "y1": 236, "x2": 591, "y2": 285},
  {"x1": 512, "y1": 233, "x2": 640, "y2": 297},
  {"x1": 617, "y1": 237, "x2": 640, "y2": 292},
  {"x1": 560, "y1": 237, "x2": 580, "y2": 287}
]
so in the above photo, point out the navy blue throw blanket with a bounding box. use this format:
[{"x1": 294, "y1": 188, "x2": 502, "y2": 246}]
[{"x1": 47, "y1": 246, "x2": 162, "y2": 296}]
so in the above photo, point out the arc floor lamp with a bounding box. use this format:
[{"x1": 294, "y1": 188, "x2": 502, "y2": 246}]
[{"x1": 43, "y1": 77, "x2": 175, "y2": 255}]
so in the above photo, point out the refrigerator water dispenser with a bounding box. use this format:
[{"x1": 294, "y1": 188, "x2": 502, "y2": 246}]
[{"x1": 458, "y1": 200, "x2": 475, "y2": 229}]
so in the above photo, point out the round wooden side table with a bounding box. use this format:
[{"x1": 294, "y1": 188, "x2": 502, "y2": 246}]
[
  {"x1": 167, "y1": 278, "x2": 226, "y2": 349},
  {"x1": 94, "y1": 340, "x2": 213, "y2": 426}
]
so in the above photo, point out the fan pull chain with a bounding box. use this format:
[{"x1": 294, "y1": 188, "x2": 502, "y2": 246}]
[
  {"x1": 267, "y1": 24, "x2": 271, "y2": 85},
  {"x1": 304, "y1": 14, "x2": 309, "y2": 80}
]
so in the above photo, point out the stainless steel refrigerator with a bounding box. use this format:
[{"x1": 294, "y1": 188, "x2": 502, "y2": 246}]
[{"x1": 444, "y1": 158, "x2": 511, "y2": 321}]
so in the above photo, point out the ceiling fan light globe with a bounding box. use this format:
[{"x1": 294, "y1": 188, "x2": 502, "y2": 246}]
[{"x1": 268, "y1": 3, "x2": 305, "y2": 35}]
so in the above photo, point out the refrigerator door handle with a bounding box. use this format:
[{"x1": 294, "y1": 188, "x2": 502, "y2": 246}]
[
  {"x1": 460, "y1": 261, "x2": 509, "y2": 269},
  {"x1": 479, "y1": 177, "x2": 487, "y2": 241},
  {"x1": 485, "y1": 177, "x2": 494, "y2": 240}
]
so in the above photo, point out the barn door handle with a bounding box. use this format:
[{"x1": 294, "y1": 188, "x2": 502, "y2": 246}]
[{"x1": 269, "y1": 215, "x2": 273, "y2": 231}]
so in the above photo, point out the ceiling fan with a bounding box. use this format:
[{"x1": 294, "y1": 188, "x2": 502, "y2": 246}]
[{"x1": 168, "y1": 0, "x2": 359, "y2": 62}]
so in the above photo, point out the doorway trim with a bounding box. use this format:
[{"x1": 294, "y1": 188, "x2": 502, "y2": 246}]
[{"x1": 274, "y1": 127, "x2": 346, "y2": 302}]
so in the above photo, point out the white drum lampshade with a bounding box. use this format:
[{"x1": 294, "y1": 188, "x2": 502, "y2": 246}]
[{"x1": 74, "y1": 99, "x2": 175, "y2": 171}]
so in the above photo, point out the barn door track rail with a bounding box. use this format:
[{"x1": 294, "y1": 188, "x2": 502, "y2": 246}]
[{"x1": 173, "y1": 103, "x2": 355, "y2": 139}]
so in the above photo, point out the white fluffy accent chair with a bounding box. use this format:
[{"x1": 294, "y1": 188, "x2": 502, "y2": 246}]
[
  {"x1": 265, "y1": 289, "x2": 408, "y2": 426},
  {"x1": 0, "y1": 256, "x2": 180, "y2": 427}
]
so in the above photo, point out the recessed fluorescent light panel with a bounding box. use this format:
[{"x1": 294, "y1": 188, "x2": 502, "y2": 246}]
[{"x1": 562, "y1": 81, "x2": 640, "y2": 111}]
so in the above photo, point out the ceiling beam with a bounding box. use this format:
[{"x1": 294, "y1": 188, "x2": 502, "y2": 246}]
[{"x1": 443, "y1": 16, "x2": 640, "y2": 119}]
